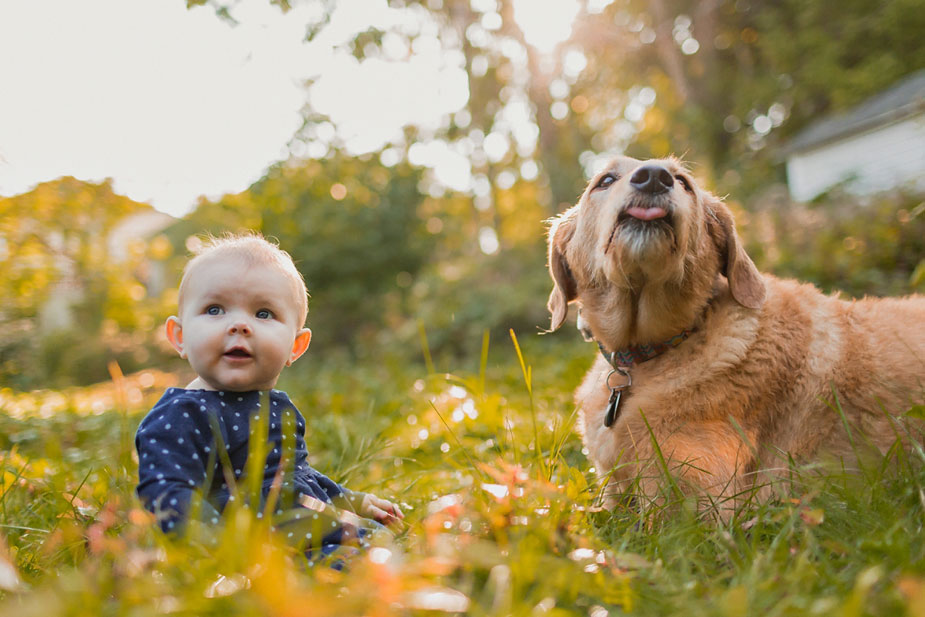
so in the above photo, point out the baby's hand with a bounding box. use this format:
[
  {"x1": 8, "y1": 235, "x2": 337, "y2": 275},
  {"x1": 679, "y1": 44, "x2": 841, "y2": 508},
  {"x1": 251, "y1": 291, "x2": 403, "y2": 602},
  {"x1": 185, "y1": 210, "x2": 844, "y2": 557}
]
[{"x1": 359, "y1": 493, "x2": 404, "y2": 526}]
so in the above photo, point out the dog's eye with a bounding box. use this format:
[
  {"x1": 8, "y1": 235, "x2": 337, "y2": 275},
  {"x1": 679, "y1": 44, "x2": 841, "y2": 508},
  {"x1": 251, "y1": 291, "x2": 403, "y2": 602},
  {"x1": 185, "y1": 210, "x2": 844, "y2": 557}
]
[
  {"x1": 675, "y1": 175, "x2": 693, "y2": 192},
  {"x1": 593, "y1": 173, "x2": 618, "y2": 191}
]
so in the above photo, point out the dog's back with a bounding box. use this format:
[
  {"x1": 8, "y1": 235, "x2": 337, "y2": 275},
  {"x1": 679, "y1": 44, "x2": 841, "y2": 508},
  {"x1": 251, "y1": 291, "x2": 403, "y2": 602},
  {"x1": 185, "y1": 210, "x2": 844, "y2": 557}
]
[{"x1": 755, "y1": 278, "x2": 925, "y2": 465}]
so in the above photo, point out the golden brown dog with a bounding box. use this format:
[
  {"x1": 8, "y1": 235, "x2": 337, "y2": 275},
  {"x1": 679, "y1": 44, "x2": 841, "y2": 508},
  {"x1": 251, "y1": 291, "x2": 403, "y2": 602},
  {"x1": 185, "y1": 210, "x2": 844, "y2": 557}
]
[{"x1": 547, "y1": 155, "x2": 925, "y2": 516}]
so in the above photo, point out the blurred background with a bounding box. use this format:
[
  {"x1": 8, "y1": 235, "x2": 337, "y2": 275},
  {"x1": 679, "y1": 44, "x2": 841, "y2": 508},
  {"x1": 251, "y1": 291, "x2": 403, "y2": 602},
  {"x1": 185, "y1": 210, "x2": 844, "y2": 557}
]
[{"x1": 1, "y1": 0, "x2": 924, "y2": 393}]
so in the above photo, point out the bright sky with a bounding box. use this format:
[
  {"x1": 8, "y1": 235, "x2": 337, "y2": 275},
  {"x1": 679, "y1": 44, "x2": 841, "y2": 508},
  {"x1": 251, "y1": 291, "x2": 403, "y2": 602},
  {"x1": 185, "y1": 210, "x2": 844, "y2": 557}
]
[{"x1": 0, "y1": 0, "x2": 579, "y2": 218}]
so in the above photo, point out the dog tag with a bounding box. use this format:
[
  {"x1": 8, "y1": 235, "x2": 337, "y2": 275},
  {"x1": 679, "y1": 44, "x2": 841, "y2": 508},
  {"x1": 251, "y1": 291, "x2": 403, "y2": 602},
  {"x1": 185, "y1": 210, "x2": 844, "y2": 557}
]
[
  {"x1": 603, "y1": 366, "x2": 631, "y2": 428},
  {"x1": 604, "y1": 388, "x2": 622, "y2": 428}
]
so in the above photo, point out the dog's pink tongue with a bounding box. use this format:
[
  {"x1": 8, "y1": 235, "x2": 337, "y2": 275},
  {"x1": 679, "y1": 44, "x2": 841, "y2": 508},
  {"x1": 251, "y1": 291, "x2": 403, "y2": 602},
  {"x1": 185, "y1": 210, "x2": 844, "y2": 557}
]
[{"x1": 626, "y1": 206, "x2": 668, "y2": 221}]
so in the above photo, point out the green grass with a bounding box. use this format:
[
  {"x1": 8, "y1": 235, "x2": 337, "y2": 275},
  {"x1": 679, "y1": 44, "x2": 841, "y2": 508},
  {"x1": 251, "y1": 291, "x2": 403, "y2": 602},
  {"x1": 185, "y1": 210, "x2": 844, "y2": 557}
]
[{"x1": 1, "y1": 332, "x2": 924, "y2": 616}]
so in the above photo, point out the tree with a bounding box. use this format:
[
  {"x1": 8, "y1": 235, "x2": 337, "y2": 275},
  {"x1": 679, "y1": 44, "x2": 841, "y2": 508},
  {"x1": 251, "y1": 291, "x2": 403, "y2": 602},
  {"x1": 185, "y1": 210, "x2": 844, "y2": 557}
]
[
  {"x1": 192, "y1": 0, "x2": 925, "y2": 201},
  {"x1": 169, "y1": 153, "x2": 433, "y2": 352},
  {"x1": 180, "y1": 0, "x2": 925, "y2": 357},
  {"x1": 567, "y1": 0, "x2": 925, "y2": 195},
  {"x1": 0, "y1": 178, "x2": 173, "y2": 388}
]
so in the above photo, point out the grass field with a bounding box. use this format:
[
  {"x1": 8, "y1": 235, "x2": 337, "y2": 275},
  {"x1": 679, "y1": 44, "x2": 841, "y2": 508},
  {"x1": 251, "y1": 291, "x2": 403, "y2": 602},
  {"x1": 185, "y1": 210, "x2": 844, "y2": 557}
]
[{"x1": 1, "y1": 332, "x2": 924, "y2": 616}]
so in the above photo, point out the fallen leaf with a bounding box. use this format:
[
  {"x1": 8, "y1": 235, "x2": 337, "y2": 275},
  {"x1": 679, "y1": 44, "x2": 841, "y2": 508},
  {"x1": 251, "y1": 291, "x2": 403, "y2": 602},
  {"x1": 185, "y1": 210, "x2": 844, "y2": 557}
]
[{"x1": 800, "y1": 508, "x2": 825, "y2": 526}]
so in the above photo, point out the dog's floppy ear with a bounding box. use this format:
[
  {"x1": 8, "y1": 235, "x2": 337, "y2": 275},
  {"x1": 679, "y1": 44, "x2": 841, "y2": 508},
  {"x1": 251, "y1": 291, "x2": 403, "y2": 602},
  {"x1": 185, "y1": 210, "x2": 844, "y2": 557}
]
[
  {"x1": 708, "y1": 196, "x2": 766, "y2": 310},
  {"x1": 547, "y1": 210, "x2": 578, "y2": 331}
]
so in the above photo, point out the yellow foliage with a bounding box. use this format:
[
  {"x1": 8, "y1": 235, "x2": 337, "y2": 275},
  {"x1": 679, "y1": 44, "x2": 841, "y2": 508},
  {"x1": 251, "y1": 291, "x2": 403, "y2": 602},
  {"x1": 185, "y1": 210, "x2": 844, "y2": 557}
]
[
  {"x1": 147, "y1": 234, "x2": 173, "y2": 260},
  {"x1": 0, "y1": 368, "x2": 177, "y2": 419}
]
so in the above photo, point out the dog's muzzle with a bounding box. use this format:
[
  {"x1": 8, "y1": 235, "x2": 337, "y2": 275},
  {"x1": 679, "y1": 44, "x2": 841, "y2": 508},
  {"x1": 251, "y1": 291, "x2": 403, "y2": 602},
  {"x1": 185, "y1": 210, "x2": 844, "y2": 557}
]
[{"x1": 576, "y1": 307, "x2": 594, "y2": 342}]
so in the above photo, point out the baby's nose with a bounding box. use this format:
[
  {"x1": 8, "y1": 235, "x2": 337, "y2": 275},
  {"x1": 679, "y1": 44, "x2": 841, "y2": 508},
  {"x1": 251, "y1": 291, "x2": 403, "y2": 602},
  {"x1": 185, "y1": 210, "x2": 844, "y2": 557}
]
[{"x1": 227, "y1": 320, "x2": 252, "y2": 335}]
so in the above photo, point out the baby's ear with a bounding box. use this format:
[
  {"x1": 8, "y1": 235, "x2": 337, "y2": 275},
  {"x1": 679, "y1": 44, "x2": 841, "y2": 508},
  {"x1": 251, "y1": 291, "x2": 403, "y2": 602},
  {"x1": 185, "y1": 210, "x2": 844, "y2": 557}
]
[
  {"x1": 287, "y1": 328, "x2": 312, "y2": 365},
  {"x1": 165, "y1": 317, "x2": 186, "y2": 358}
]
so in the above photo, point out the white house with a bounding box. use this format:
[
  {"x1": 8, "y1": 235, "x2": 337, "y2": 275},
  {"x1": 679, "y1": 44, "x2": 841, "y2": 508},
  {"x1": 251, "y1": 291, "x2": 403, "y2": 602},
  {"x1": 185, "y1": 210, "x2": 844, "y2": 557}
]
[{"x1": 784, "y1": 70, "x2": 925, "y2": 202}]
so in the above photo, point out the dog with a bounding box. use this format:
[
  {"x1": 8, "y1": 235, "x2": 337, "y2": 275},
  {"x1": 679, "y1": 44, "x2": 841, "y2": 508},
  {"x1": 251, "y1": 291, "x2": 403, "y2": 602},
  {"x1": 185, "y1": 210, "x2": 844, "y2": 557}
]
[{"x1": 547, "y1": 155, "x2": 925, "y2": 517}]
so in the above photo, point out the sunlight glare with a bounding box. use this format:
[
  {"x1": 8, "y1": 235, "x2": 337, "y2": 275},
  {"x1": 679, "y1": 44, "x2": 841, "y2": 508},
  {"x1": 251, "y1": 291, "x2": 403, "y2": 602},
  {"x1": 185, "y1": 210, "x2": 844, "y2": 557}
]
[
  {"x1": 369, "y1": 547, "x2": 392, "y2": 564},
  {"x1": 512, "y1": 0, "x2": 580, "y2": 52},
  {"x1": 481, "y1": 483, "x2": 509, "y2": 499},
  {"x1": 405, "y1": 587, "x2": 471, "y2": 612},
  {"x1": 478, "y1": 227, "x2": 500, "y2": 255}
]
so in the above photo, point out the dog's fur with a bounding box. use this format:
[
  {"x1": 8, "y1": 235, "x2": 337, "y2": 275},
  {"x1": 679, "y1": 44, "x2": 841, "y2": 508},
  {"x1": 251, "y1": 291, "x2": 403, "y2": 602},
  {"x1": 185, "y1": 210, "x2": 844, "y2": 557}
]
[{"x1": 547, "y1": 155, "x2": 925, "y2": 515}]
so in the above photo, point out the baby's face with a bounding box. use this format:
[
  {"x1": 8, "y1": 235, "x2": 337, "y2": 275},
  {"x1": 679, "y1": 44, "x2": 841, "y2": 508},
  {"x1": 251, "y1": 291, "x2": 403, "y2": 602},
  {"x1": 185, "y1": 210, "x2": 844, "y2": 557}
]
[{"x1": 175, "y1": 256, "x2": 306, "y2": 392}]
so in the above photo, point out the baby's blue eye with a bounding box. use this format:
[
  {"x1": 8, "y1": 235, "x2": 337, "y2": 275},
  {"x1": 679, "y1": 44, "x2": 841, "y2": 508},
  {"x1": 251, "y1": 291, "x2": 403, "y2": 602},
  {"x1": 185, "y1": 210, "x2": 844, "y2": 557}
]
[
  {"x1": 206, "y1": 305, "x2": 223, "y2": 315},
  {"x1": 256, "y1": 309, "x2": 273, "y2": 319}
]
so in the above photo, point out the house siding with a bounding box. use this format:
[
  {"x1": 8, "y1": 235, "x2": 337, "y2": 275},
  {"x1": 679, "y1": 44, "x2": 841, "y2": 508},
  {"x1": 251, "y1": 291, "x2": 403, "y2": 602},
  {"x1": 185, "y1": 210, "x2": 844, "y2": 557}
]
[{"x1": 785, "y1": 112, "x2": 925, "y2": 201}]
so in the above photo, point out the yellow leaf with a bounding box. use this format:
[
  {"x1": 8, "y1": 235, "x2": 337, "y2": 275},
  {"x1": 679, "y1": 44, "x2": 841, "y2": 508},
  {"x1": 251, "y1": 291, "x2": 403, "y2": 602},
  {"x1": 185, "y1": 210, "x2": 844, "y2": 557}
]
[
  {"x1": 800, "y1": 508, "x2": 825, "y2": 526},
  {"x1": 912, "y1": 260, "x2": 925, "y2": 288}
]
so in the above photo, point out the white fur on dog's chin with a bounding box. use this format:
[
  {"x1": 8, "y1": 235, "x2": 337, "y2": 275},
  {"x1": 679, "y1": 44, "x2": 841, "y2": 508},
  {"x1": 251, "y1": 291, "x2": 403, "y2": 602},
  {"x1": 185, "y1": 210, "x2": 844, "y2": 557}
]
[
  {"x1": 599, "y1": 198, "x2": 696, "y2": 292},
  {"x1": 605, "y1": 226, "x2": 683, "y2": 286}
]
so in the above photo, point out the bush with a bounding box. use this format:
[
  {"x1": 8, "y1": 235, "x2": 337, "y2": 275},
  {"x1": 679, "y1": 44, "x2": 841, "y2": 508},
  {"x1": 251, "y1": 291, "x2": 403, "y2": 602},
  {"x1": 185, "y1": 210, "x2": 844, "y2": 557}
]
[{"x1": 742, "y1": 187, "x2": 925, "y2": 297}]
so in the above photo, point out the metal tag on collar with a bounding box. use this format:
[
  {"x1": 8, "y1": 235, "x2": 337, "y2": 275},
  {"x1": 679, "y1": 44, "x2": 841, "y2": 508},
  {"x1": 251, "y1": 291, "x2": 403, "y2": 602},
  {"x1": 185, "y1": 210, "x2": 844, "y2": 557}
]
[{"x1": 604, "y1": 365, "x2": 632, "y2": 428}]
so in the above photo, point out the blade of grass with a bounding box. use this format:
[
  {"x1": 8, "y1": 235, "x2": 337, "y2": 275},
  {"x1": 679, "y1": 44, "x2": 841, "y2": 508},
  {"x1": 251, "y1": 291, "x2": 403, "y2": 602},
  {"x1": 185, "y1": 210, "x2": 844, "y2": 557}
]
[
  {"x1": 510, "y1": 329, "x2": 546, "y2": 478},
  {"x1": 0, "y1": 459, "x2": 30, "y2": 509},
  {"x1": 639, "y1": 410, "x2": 684, "y2": 503},
  {"x1": 418, "y1": 321, "x2": 435, "y2": 376},
  {"x1": 21, "y1": 467, "x2": 93, "y2": 574},
  {"x1": 107, "y1": 360, "x2": 134, "y2": 475},
  {"x1": 0, "y1": 524, "x2": 50, "y2": 533},
  {"x1": 478, "y1": 330, "x2": 490, "y2": 397},
  {"x1": 430, "y1": 401, "x2": 486, "y2": 482},
  {"x1": 548, "y1": 404, "x2": 581, "y2": 480},
  {"x1": 243, "y1": 391, "x2": 271, "y2": 509},
  {"x1": 824, "y1": 384, "x2": 881, "y2": 480}
]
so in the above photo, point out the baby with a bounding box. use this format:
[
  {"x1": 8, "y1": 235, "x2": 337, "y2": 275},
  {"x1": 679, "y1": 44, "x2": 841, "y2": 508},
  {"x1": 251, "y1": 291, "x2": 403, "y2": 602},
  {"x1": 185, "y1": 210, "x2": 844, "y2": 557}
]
[{"x1": 135, "y1": 232, "x2": 402, "y2": 560}]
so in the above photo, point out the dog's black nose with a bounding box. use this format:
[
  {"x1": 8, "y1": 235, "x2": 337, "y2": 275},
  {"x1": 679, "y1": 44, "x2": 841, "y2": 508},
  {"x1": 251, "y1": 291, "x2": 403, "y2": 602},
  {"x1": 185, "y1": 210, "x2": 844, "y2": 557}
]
[{"x1": 629, "y1": 165, "x2": 674, "y2": 195}]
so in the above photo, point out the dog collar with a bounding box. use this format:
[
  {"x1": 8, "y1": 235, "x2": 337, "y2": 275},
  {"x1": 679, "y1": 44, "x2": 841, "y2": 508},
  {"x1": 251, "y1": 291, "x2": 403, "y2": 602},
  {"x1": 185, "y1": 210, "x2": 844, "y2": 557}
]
[
  {"x1": 598, "y1": 329, "x2": 694, "y2": 369},
  {"x1": 596, "y1": 328, "x2": 695, "y2": 428}
]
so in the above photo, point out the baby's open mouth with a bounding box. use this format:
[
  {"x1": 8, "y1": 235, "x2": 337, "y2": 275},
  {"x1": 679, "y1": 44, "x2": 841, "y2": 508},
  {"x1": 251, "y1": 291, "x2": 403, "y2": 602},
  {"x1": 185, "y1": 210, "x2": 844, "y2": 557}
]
[{"x1": 224, "y1": 347, "x2": 252, "y2": 358}]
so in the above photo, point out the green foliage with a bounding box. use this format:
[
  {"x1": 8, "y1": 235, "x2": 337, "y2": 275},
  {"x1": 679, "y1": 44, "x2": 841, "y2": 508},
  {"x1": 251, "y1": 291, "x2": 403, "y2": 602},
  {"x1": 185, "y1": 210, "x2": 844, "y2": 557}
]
[
  {"x1": 3, "y1": 3, "x2": 923, "y2": 609},
  {"x1": 742, "y1": 189, "x2": 925, "y2": 298},
  {"x1": 167, "y1": 154, "x2": 433, "y2": 352},
  {"x1": 2, "y1": 1, "x2": 924, "y2": 612},
  {"x1": 756, "y1": 0, "x2": 925, "y2": 113},
  {"x1": 1, "y1": 339, "x2": 924, "y2": 615},
  {"x1": 319, "y1": 0, "x2": 925, "y2": 202},
  {"x1": 406, "y1": 245, "x2": 552, "y2": 359},
  {"x1": 6, "y1": 1, "x2": 925, "y2": 387},
  {"x1": 0, "y1": 178, "x2": 175, "y2": 389},
  {"x1": 562, "y1": 0, "x2": 925, "y2": 197}
]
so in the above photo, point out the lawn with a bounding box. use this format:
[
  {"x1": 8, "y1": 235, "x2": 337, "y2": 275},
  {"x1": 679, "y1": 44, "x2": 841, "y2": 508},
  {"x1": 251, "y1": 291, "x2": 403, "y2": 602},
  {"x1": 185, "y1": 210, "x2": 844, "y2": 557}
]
[{"x1": 1, "y1": 332, "x2": 923, "y2": 616}]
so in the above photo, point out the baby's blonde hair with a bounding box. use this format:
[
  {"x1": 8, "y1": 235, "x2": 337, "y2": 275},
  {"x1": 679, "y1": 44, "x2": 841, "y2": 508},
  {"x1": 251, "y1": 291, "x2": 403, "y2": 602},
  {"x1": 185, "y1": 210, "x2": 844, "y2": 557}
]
[{"x1": 177, "y1": 232, "x2": 309, "y2": 326}]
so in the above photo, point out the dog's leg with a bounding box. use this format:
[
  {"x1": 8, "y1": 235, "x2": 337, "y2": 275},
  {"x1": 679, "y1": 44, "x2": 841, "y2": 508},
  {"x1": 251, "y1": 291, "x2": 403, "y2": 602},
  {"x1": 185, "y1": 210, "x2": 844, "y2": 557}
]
[{"x1": 610, "y1": 419, "x2": 757, "y2": 522}]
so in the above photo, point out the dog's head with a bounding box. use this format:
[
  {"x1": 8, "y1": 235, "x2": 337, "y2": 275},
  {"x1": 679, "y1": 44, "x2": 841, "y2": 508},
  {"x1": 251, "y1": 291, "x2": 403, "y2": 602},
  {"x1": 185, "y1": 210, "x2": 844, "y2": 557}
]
[{"x1": 547, "y1": 155, "x2": 765, "y2": 344}]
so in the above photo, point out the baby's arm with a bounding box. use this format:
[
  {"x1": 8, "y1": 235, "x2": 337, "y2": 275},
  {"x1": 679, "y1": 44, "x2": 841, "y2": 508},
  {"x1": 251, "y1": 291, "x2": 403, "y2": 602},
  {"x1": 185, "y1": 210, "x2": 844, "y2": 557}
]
[{"x1": 135, "y1": 398, "x2": 216, "y2": 532}]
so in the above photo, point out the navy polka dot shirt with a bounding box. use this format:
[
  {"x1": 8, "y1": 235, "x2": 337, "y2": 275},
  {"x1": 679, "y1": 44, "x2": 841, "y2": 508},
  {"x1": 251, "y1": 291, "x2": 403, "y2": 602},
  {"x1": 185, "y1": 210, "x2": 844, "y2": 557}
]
[{"x1": 135, "y1": 388, "x2": 351, "y2": 534}]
